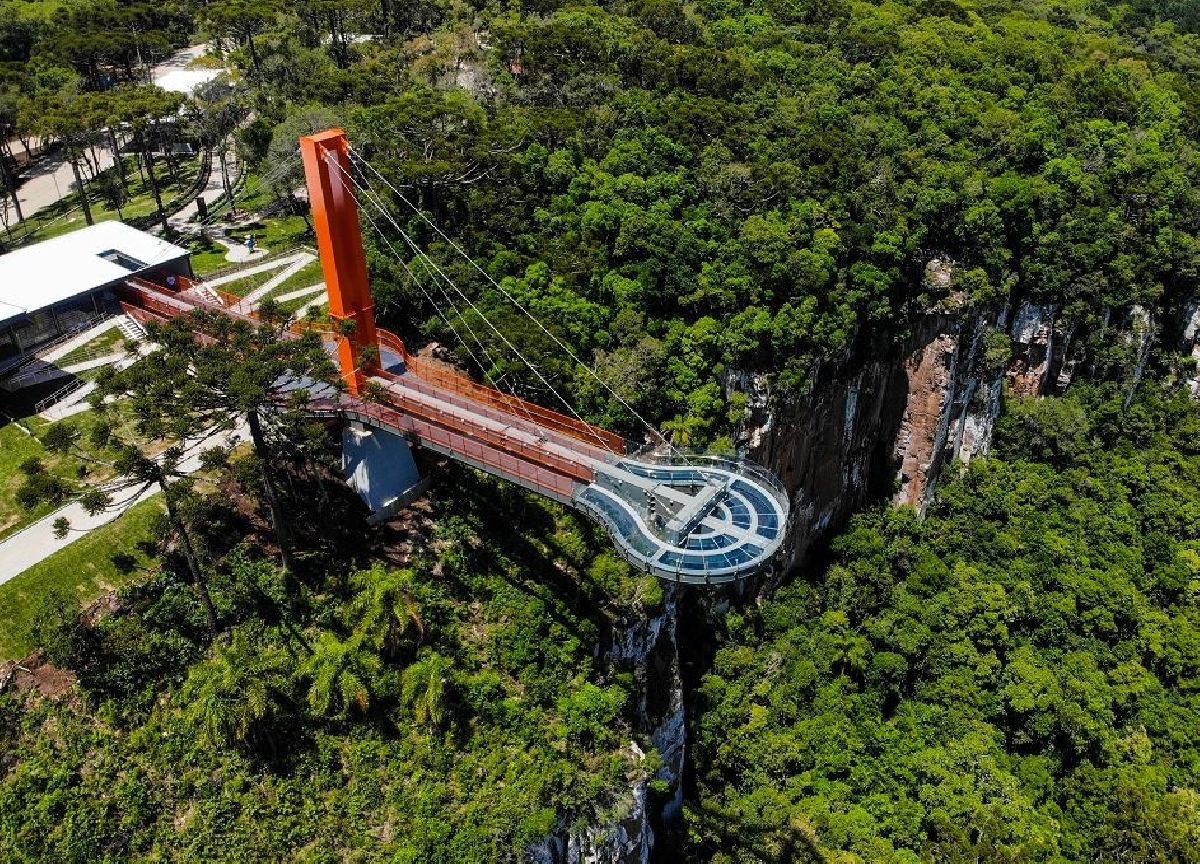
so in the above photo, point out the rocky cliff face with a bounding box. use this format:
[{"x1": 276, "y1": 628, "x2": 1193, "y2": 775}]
[
  {"x1": 734, "y1": 267, "x2": 1089, "y2": 566},
  {"x1": 1180, "y1": 298, "x2": 1200, "y2": 397},
  {"x1": 528, "y1": 589, "x2": 684, "y2": 864}
]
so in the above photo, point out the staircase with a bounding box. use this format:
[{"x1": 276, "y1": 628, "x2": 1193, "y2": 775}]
[
  {"x1": 2, "y1": 315, "x2": 145, "y2": 395},
  {"x1": 117, "y1": 315, "x2": 147, "y2": 343},
  {"x1": 35, "y1": 377, "x2": 91, "y2": 417},
  {"x1": 0, "y1": 314, "x2": 113, "y2": 389},
  {"x1": 191, "y1": 282, "x2": 224, "y2": 306},
  {"x1": 3, "y1": 360, "x2": 73, "y2": 392}
]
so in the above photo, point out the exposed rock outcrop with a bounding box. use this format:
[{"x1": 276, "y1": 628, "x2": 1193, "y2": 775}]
[
  {"x1": 890, "y1": 319, "x2": 964, "y2": 509},
  {"x1": 1123, "y1": 304, "x2": 1155, "y2": 408},
  {"x1": 561, "y1": 268, "x2": 1179, "y2": 861},
  {"x1": 1179, "y1": 297, "x2": 1200, "y2": 397},
  {"x1": 609, "y1": 588, "x2": 685, "y2": 824},
  {"x1": 745, "y1": 344, "x2": 897, "y2": 570},
  {"x1": 732, "y1": 267, "x2": 1088, "y2": 565},
  {"x1": 527, "y1": 779, "x2": 654, "y2": 864},
  {"x1": 1008, "y1": 302, "x2": 1056, "y2": 397},
  {"x1": 529, "y1": 591, "x2": 683, "y2": 864}
]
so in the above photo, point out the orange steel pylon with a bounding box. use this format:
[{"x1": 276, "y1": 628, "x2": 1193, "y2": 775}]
[{"x1": 299, "y1": 129, "x2": 379, "y2": 394}]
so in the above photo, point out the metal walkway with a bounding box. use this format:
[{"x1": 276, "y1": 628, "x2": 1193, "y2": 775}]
[
  {"x1": 112, "y1": 128, "x2": 790, "y2": 584},
  {"x1": 116, "y1": 276, "x2": 790, "y2": 584}
]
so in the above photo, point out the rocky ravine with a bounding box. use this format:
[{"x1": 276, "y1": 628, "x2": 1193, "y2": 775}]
[
  {"x1": 742, "y1": 264, "x2": 1110, "y2": 568},
  {"x1": 528, "y1": 589, "x2": 685, "y2": 864},
  {"x1": 529, "y1": 262, "x2": 1190, "y2": 862}
]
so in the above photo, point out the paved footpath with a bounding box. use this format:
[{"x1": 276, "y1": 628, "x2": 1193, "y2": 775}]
[
  {"x1": 203, "y1": 253, "x2": 297, "y2": 288},
  {"x1": 0, "y1": 423, "x2": 247, "y2": 586},
  {"x1": 165, "y1": 143, "x2": 239, "y2": 232},
  {"x1": 12, "y1": 43, "x2": 226, "y2": 223},
  {"x1": 241, "y1": 251, "x2": 316, "y2": 305},
  {"x1": 14, "y1": 141, "x2": 116, "y2": 220}
]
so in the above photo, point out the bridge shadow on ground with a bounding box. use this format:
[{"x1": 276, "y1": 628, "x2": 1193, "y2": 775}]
[{"x1": 415, "y1": 461, "x2": 611, "y2": 647}]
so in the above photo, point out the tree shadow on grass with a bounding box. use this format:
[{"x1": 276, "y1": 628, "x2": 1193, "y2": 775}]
[
  {"x1": 432, "y1": 465, "x2": 610, "y2": 641},
  {"x1": 109, "y1": 552, "x2": 140, "y2": 574}
]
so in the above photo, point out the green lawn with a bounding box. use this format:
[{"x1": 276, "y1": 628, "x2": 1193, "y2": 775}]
[
  {"x1": 212, "y1": 257, "x2": 293, "y2": 297},
  {"x1": 182, "y1": 209, "x2": 315, "y2": 289},
  {"x1": 277, "y1": 288, "x2": 327, "y2": 316},
  {"x1": 234, "y1": 169, "x2": 285, "y2": 212},
  {"x1": 53, "y1": 326, "x2": 128, "y2": 367},
  {"x1": 0, "y1": 0, "x2": 72, "y2": 21},
  {"x1": 0, "y1": 496, "x2": 164, "y2": 661},
  {"x1": 0, "y1": 423, "x2": 59, "y2": 541},
  {"x1": 250, "y1": 214, "x2": 312, "y2": 251},
  {"x1": 0, "y1": 407, "x2": 148, "y2": 542},
  {"x1": 263, "y1": 259, "x2": 324, "y2": 299},
  {"x1": 180, "y1": 233, "x2": 233, "y2": 276},
  {"x1": 219, "y1": 255, "x2": 324, "y2": 300}
]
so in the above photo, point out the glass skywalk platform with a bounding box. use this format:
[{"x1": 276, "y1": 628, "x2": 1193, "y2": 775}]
[{"x1": 573, "y1": 451, "x2": 790, "y2": 584}]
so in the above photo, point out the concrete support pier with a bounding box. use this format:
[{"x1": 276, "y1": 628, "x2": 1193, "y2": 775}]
[{"x1": 342, "y1": 421, "x2": 424, "y2": 524}]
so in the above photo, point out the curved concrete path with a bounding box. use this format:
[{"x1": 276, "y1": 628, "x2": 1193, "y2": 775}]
[{"x1": 0, "y1": 423, "x2": 247, "y2": 585}]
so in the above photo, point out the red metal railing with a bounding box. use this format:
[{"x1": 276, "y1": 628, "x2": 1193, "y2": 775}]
[
  {"x1": 121, "y1": 281, "x2": 200, "y2": 319},
  {"x1": 174, "y1": 274, "x2": 202, "y2": 293},
  {"x1": 214, "y1": 288, "x2": 244, "y2": 309},
  {"x1": 120, "y1": 279, "x2": 605, "y2": 489},
  {"x1": 288, "y1": 318, "x2": 333, "y2": 337},
  {"x1": 366, "y1": 387, "x2": 595, "y2": 484},
  {"x1": 377, "y1": 328, "x2": 407, "y2": 360},
  {"x1": 119, "y1": 301, "x2": 169, "y2": 326},
  {"x1": 374, "y1": 367, "x2": 614, "y2": 464},
  {"x1": 401, "y1": 351, "x2": 624, "y2": 454},
  {"x1": 318, "y1": 397, "x2": 588, "y2": 499}
]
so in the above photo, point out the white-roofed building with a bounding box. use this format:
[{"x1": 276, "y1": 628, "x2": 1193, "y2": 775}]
[
  {"x1": 0, "y1": 222, "x2": 191, "y2": 366},
  {"x1": 154, "y1": 68, "x2": 223, "y2": 98}
]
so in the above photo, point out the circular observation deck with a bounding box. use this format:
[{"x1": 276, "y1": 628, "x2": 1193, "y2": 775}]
[{"x1": 574, "y1": 452, "x2": 790, "y2": 584}]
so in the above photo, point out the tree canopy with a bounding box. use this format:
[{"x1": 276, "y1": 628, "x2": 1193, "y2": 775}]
[
  {"x1": 688, "y1": 383, "x2": 1200, "y2": 862},
  {"x1": 5, "y1": 0, "x2": 1200, "y2": 860}
]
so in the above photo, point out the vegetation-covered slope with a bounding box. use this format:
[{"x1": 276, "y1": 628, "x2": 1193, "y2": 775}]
[
  {"x1": 5, "y1": 0, "x2": 1200, "y2": 435},
  {"x1": 0, "y1": 470, "x2": 662, "y2": 862},
  {"x1": 5, "y1": 0, "x2": 1200, "y2": 861},
  {"x1": 688, "y1": 384, "x2": 1200, "y2": 862},
  {"x1": 348, "y1": 0, "x2": 1200, "y2": 437}
]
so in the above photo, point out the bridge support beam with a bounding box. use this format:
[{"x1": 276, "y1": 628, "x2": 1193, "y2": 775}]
[{"x1": 299, "y1": 128, "x2": 378, "y2": 394}]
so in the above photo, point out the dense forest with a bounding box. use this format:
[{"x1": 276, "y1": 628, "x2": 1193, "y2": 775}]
[
  {"x1": 3, "y1": 0, "x2": 1200, "y2": 434},
  {"x1": 689, "y1": 384, "x2": 1200, "y2": 861},
  {"x1": 1, "y1": 461, "x2": 664, "y2": 861},
  {"x1": 3, "y1": 0, "x2": 1200, "y2": 860}
]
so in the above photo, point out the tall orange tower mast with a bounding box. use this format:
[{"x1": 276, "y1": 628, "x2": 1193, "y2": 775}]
[{"x1": 299, "y1": 129, "x2": 378, "y2": 394}]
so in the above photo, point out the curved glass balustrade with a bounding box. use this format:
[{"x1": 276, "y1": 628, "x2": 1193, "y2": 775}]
[{"x1": 573, "y1": 450, "x2": 790, "y2": 584}]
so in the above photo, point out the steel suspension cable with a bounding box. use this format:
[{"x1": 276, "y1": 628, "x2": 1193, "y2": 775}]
[
  {"x1": 352, "y1": 179, "x2": 513, "y2": 388},
  {"x1": 347, "y1": 162, "x2": 614, "y2": 453},
  {"x1": 191, "y1": 149, "x2": 302, "y2": 232},
  {"x1": 334, "y1": 156, "x2": 616, "y2": 453},
  {"x1": 349, "y1": 147, "x2": 674, "y2": 454},
  {"x1": 332, "y1": 158, "x2": 549, "y2": 435},
  {"x1": 353, "y1": 186, "x2": 515, "y2": 395},
  {"x1": 357, "y1": 204, "x2": 544, "y2": 433},
  {"x1": 332, "y1": 156, "x2": 512, "y2": 377}
]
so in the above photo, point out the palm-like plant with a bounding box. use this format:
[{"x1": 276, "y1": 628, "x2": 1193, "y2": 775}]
[
  {"x1": 401, "y1": 651, "x2": 452, "y2": 730},
  {"x1": 349, "y1": 566, "x2": 425, "y2": 660},
  {"x1": 301, "y1": 632, "x2": 382, "y2": 719},
  {"x1": 178, "y1": 628, "x2": 292, "y2": 749}
]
